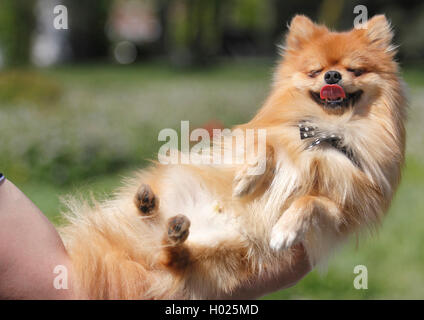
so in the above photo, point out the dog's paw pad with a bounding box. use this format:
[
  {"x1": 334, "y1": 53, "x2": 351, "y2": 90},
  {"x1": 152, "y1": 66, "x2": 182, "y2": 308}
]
[
  {"x1": 134, "y1": 184, "x2": 158, "y2": 215},
  {"x1": 167, "y1": 214, "x2": 190, "y2": 245}
]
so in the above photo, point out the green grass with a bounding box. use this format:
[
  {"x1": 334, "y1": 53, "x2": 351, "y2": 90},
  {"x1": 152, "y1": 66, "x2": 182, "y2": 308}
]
[
  {"x1": 0, "y1": 59, "x2": 273, "y2": 186},
  {"x1": 2, "y1": 59, "x2": 424, "y2": 299}
]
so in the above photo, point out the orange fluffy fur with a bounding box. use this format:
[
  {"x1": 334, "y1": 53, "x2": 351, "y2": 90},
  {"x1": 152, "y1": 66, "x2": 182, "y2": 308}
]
[{"x1": 59, "y1": 15, "x2": 406, "y2": 299}]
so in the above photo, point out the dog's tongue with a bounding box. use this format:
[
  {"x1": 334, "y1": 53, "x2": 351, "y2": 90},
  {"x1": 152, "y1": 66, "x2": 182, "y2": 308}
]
[{"x1": 320, "y1": 84, "x2": 346, "y2": 100}]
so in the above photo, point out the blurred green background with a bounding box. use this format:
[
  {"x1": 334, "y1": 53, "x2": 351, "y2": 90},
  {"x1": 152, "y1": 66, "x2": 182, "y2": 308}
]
[{"x1": 1, "y1": 0, "x2": 424, "y2": 299}]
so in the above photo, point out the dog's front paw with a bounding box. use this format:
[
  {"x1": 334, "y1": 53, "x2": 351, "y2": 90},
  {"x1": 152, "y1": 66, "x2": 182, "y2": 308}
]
[
  {"x1": 232, "y1": 163, "x2": 263, "y2": 197},
  {"x1": 269, "y1": 215, "x2": 306, "y2": 251},
  {"x1": 270, "y1": 226, "x2": 301, "y2": 251},
  {"x1": 233, "y1": 145, "x2": 274, "y2": 197}
]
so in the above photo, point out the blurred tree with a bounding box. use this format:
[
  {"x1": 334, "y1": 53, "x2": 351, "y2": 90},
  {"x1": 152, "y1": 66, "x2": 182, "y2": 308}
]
[
  {"x1": 221, "y1": 0, "x2": 273, "y2": 56},
  {"x1": 270, "y1": 0, "x2": 321, "y2": 49},
  {"x1": 0, "y1": 0, "x2": 36, "y2": 67},
  {"x1": 155, "y1": 0, "x2": 171, "y2": 54},
  {"x1": 166, "y1": 0, "x2": 276, "y2": 66},
  {"x1": 1, "y1": 0, "x2": 424, "y2": 67},
  {"x1": 167, "y1": 0, "x2": 224, "y2": 66},
  {"x1": 63, "y1": 0, "x2": 112, "y2": 61}
]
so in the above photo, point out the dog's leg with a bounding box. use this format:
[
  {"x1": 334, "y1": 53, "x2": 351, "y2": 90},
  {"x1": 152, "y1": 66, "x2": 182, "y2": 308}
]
[
  {"x1": 166, "y1": 214, "x2": 191, "y2": 245},
  {"x1": 159, "y1": 215, "x2": 249, "y2": 280},
  {"x1": 270, "y1": 196, "x2": 343, "y2": 252},
  {"x1": 133, "y1": 183, "x2": 192, "y2": 270},
  {"x1": 233, "y1": 144, "x2": 275, "y2": 197},
  {"x1": 134, "y1": 183, "x2": 159, "y2": 215},
  {"x1": 159, "y1": 213, "x2": 253, "y2": 297},
  {"x1": 159, "y1": 214, "x2": 191, "y2": 271}
]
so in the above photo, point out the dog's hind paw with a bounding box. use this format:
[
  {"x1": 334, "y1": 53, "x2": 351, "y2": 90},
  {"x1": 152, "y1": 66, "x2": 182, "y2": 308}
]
[
  {"x1": 134, "y1": 183, "x2": 159, "y2": 215},
  {"x1": 167, "y1": 214, "x2": 190, "y2": 245}
]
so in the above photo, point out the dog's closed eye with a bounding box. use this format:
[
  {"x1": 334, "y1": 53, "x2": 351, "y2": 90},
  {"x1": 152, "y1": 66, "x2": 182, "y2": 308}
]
[
  {"x1": 308, "y1": 69, "x2": 323, "y2": 78},
  {"x1": 346, "y1": 68, "x2": 365, "y2": 77}
]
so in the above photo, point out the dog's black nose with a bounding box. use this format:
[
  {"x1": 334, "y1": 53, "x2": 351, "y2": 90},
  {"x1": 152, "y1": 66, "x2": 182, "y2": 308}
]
[{"x1": 324, "y1": 70, "x2": 342, "y2": 84}]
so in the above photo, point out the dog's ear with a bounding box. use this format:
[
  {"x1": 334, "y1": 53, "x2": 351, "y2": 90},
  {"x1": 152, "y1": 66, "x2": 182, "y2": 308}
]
[
  {"x1": 285, "y1": 15, "x2": 319, "y2": 51},
  {"x1": 364, "y1": 15, "x2": 394, "y2": 50}
]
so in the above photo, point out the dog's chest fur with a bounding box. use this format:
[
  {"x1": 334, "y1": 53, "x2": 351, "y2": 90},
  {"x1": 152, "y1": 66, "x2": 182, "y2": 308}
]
[{"x1": 262, "y1": 116, "x2": 393, "y2": 220}]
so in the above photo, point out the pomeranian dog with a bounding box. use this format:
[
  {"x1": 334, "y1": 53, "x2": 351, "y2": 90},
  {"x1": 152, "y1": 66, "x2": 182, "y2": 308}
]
[{"x1": 60, "y1": 15, "x2": 406, "y2": 299}]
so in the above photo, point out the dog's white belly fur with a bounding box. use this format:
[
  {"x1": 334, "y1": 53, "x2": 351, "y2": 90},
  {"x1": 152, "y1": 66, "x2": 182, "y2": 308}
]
[
  {"x1": 157, "y1": 145, "x2": 354, "y2": 262},
  {"x1": 159, "y1": 166, "x2": 242, "y2": 247}
]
